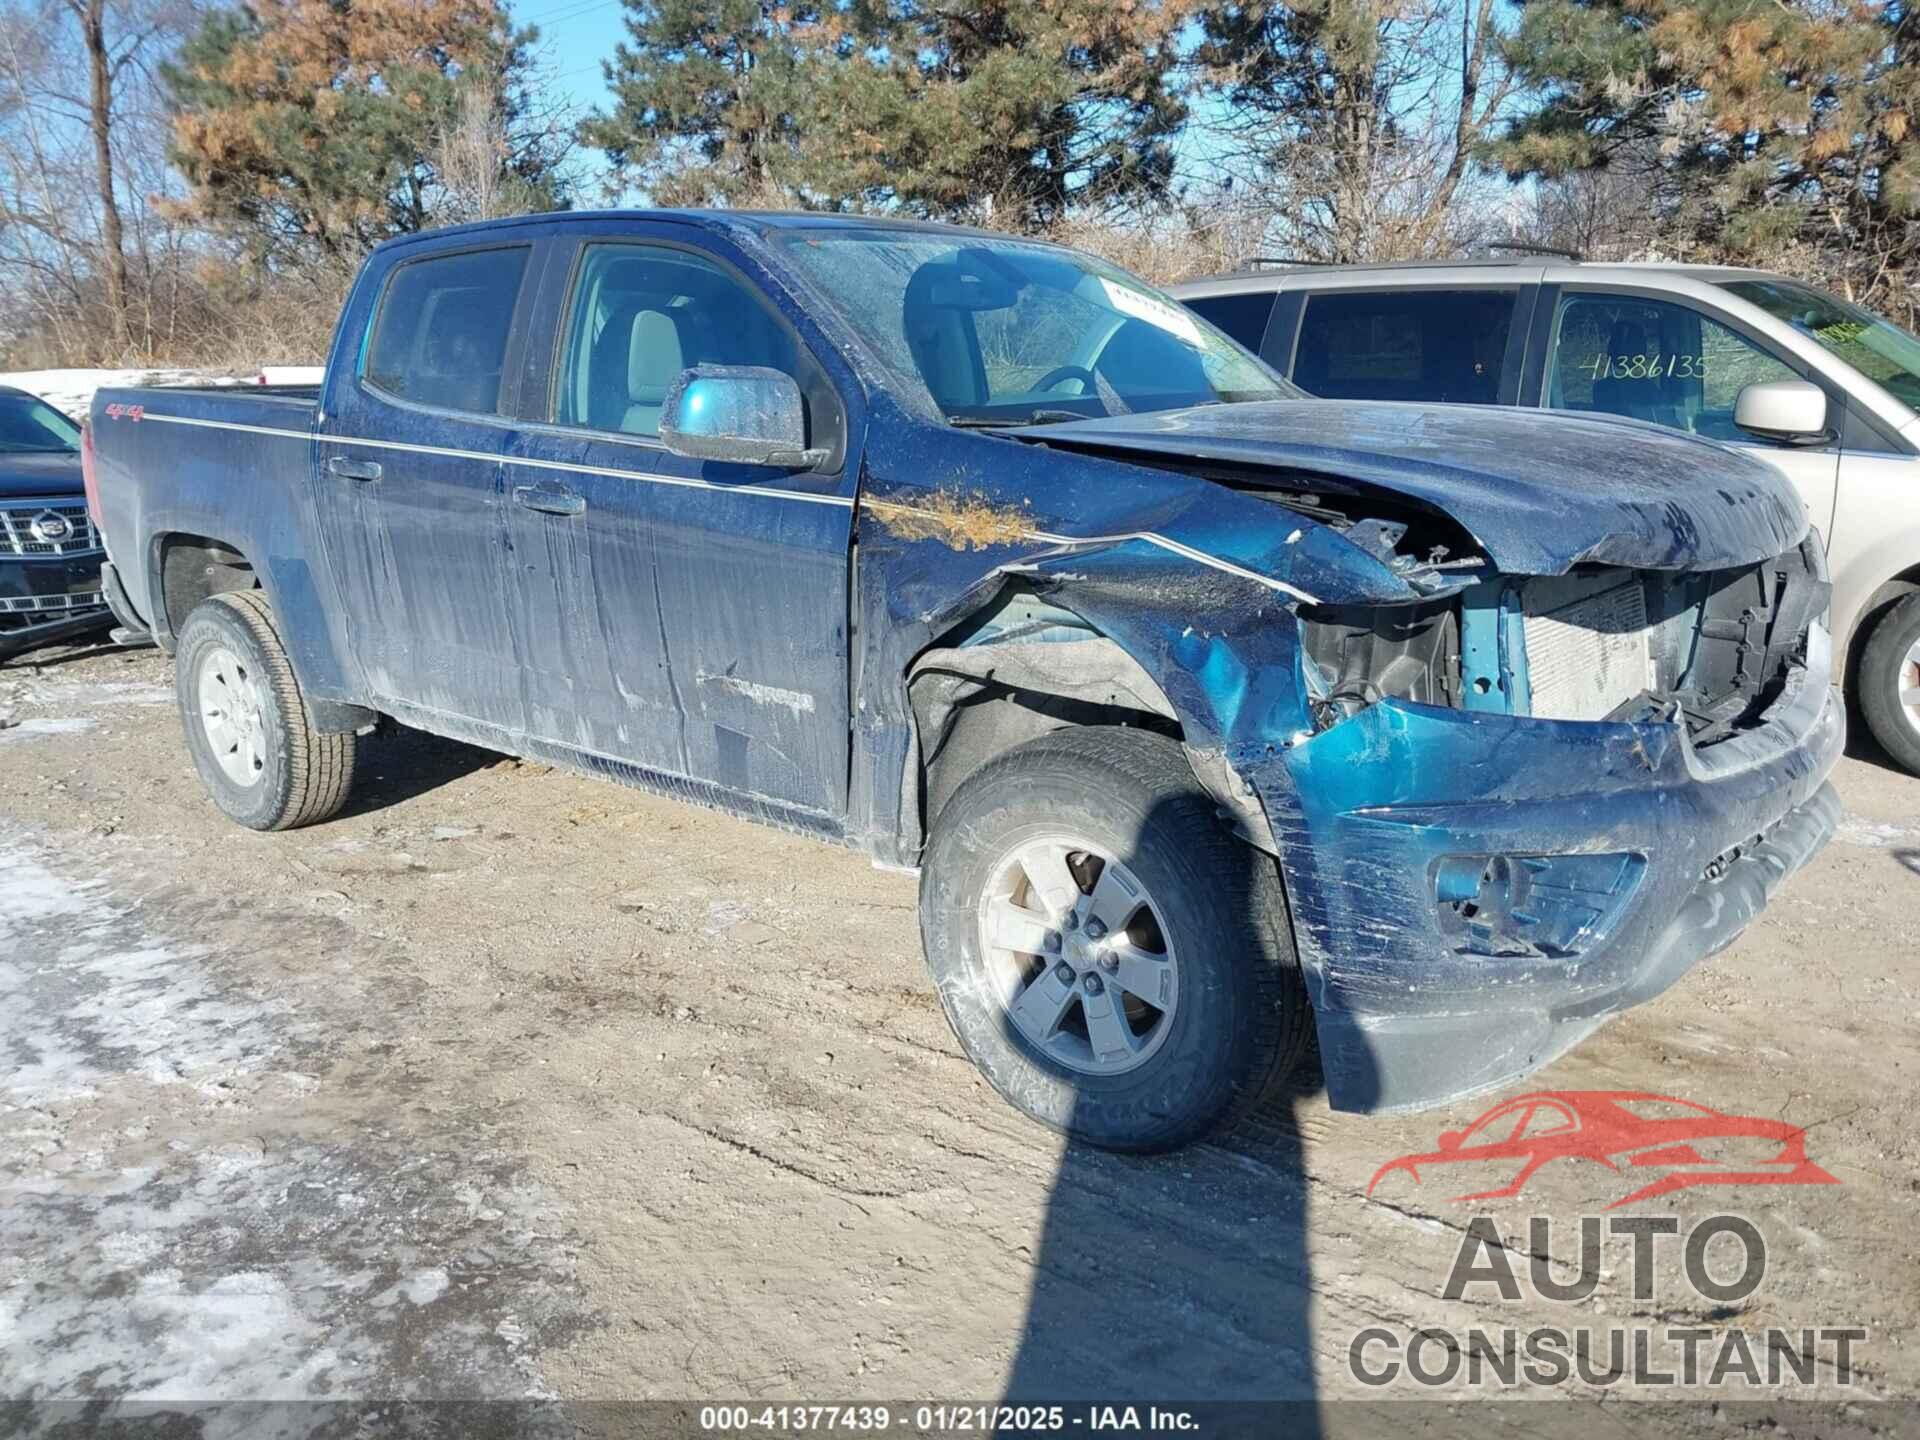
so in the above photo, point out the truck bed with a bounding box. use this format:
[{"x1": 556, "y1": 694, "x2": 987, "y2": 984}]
[{"x1": 90, "y1": 384, "x2": 323, "y2": 651}]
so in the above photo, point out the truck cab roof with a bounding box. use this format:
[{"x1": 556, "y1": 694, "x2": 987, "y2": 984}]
[{"x1": 370, "y1": 207, "x2": 1025, "y2": 256}]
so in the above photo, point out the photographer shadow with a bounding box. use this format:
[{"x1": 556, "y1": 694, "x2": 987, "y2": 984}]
[{"x1": 995, "y1": 794, "x2": 1345, "y2": 1435}]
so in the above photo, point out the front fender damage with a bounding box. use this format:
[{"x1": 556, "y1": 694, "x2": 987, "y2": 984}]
[
  {"x1": 853, "y1": 421, "x2": 1840, "y2": 1117},
  {"x1": 852, "y1": 434, "x2": 1421, "y2": 852},
  {"x1": 851, "y1": 436, "x2": 1421, "y2": 999}
]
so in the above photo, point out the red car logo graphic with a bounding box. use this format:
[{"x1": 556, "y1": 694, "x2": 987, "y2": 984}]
[{"x1": 1367, "y1": 1091, "x2": 1839, "y2": 1209}]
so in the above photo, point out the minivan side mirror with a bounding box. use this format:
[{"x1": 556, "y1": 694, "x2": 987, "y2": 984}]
[
  {"x1": 1734, "y1": 378, "x2": 1831, "y2": 446},
  {"x1": 659, "y1": 365, "x2": 826, "y2": 469}
]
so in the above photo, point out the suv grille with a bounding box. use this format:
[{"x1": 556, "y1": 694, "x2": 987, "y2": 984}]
[{"x1": 0, "y1": 499, "x2": 99, "y2": 557}]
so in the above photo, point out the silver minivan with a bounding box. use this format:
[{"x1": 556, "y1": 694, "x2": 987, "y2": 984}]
[{"x1": 1174, "y1": 258, "x2": 1920, "y2": 773}]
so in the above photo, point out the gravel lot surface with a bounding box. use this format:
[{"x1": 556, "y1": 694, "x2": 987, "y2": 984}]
[{"x1": 2, "y1": 641, "x2": 1915, "y2": 1436}]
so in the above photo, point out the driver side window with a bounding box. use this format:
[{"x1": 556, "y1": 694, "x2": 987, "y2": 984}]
[
  {"x1": 555, "y1": 243, "x2": 805, "y2": 439},
  {"x1": 1545, "y1": 293, "x2": 1800, "y2": 441}
]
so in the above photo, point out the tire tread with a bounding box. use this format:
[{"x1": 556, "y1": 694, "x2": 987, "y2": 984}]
[
  {"x1": 926, "y1": 727, "x2": 1310, "y2": 1150},
  {"x1": 1859, "y1": 594, "x2": 1920, "y2": 776},
  {"x1": 204, "y1": 589, "x2": 357, "y2": 829}
]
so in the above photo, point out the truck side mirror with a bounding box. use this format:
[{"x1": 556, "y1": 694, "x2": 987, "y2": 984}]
[
  {"x1": 1734, "y1": 379, "x2": 1831, "y2": 446},
  {"x1": 659, "y1": 365, "x2": 826, "y2": 469}
]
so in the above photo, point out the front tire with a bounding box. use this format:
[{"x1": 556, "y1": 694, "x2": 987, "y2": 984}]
[
  {"x1": 919, "y1": 728, "x2": 1309, "y2": 1152},
  {"x1": 1858, "y1": 594, "x2": 1920, "y2": 776},
  {"x1": 175, "y1": 589, "x2": 357, "y2": 830}
]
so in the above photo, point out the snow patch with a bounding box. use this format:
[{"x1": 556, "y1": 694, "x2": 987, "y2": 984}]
[
  {"x1": 7, "y1": 679, "x2": 174, "y2": 708},
  {"x1": 1, "y1": 828, "x2": 580, "y2": 1418},
  {"x1": 405, "y1": 1267, "x2": 451, "y2": 1305},
  {"x1": 0, "y1": 838, "x2": 99, "y2": 937},
  {"x1": 1, "y1": 840, "x2": 282, "y2": 1106},
  {"x1": 0, "y1": 717, "x2": 97, "y2": 743},
  {"x1": 0, "y1": 368, "x2": 240, "y2": 422},
  {"x1": 1835, "y1": 815, "x2": 1920, "y2": 849}
]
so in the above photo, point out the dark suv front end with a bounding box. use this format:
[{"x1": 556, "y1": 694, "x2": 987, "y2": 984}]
[{"x1": 0, "y1": 389, "x2": 111, "y2": 660}]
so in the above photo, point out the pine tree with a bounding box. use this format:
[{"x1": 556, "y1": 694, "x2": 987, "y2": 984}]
[
  {"x1": 582, "y1": 0, "x2": 831, "y2": 206},
  {"x1": 1487, "y1": 0, "x2": 1905, "y2": 295},
  {"x1": 165, "y1": 0, "x2": 568, "y2": 268},
  {"x1": 797, "y1": 1, "x2": 1196, "y2": 228},
  {"x1": 585, "y1": 0, "x2": 1195, "y2": 228}
]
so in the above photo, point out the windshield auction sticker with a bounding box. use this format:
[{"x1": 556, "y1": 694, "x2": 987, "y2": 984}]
[{"x1": 1097, "y1": 277, "x2": 1205, "y2": 348}]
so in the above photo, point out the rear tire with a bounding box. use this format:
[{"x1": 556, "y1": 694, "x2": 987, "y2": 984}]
[
  {"x1": 919, "y1": 727, "x2": 1310, "y2": 1152},
  {"x1": 1858, "y1": 594, "x2": 1920, "y2": 776},
  {"x1": 175, "y1": 589, "x2": 357, "y2": 830}
]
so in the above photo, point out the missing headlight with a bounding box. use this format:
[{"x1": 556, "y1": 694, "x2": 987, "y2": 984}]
[{"x1": 1300, "y1": 598, "x2": 1462, "y2": 728}]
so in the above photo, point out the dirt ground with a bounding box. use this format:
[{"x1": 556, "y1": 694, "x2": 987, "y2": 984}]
[{"x1": 2, "y1": 640, "x2": 1916, "y2": 1436}]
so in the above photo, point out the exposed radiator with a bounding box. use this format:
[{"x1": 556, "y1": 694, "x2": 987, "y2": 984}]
[{"x1": 1523, "y1": 577, "x2": 1655, "y2": 722}]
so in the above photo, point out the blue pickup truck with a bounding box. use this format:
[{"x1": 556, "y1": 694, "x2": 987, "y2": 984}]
[{"x1": 88, "y1": 211, "x2": 1844, "y2": 1148}]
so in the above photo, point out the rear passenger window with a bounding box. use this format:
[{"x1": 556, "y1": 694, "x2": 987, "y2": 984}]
[
  {"x1": 1293, "y1": 289, "x2": 1518, "y2": 404},
  {"x1": 1182, "y1": 292, "x2": 1277, "y2": 354},
  {"x1": 364, "y1": 247, "x2": 529, "y2": 415}
]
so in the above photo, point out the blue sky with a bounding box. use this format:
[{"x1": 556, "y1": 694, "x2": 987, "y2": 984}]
[{"x1": 519, "y1": 0, "x2": 626, "y2": 127}]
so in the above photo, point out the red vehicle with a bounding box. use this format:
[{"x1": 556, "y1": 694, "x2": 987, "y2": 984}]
[{"x1": 1366, "y1": 1091, "x2": 1838, "y2": 1209}]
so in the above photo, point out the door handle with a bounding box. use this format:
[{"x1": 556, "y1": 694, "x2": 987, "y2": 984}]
[
  {"x1": 327, "y1": 455, "x2": 382, "y2": 482},
  {"x1": 513, "y1": 483, "x2": 586, "y2": 517}
]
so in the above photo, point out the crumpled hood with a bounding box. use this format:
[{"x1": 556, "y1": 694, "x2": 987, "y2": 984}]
[
  {"x1": 0, "y1": 450, "x2": 83, "y2": 501},
  {"x1": 1021, "y1": 399, "x2": 1809, "y2": 575}
]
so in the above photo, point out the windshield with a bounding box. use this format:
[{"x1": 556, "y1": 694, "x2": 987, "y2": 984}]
[
  {"x1": 775, "y1": 229, "x2": 1296, "y2": 425},
  {"x1": 0, "y1": 391, "x2": 79, "y2": 453},
  {"x1": 1721, "y1": 278, "x2": 1920, "y2": 411},
  {"x1": 0, "y1": 392, "x2": 80, "y2": 453}
]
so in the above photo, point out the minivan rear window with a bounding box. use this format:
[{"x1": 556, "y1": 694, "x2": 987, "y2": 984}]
[
  {"x1": 1293, "y1": 289, "x2": 1517, "y2": 404},
  {"x1": 364, "y1": 247, "x2": 530, "y2": 415}
]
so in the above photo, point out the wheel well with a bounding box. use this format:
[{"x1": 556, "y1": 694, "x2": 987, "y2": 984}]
[
  {"x1": 156, "y1": 533, "x2": 258, "y2": 639},
  {"x1": 905, "y1": 594, "x2": 1185, "y2": 847},
  {"x1": 914, "y1": 660, "x2": 1182, "y2": 832},
  {"x1": 1845, "y1": 567, "x2": 1920, "y2": 693}
]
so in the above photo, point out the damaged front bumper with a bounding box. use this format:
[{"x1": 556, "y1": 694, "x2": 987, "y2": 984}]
[{"x1": 1254, "y1": 628, "x2": 1846, "y2": 1114}]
